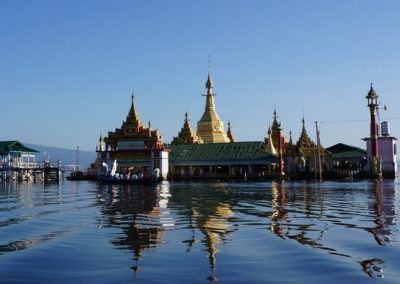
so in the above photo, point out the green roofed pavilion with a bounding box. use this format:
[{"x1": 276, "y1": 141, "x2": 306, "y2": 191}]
[
  {"x1": 326, "y1": 143, "x2": 367, "y2": 178},
  {"x1": 326, "y1": 143, "x2": 366, "y2": 161},
  {"x1": 0, "y1": 141, "x2": 39, "y2": 155},
  {"x1": 169, "y1": 141, "x2": 278, "y2": 180}
]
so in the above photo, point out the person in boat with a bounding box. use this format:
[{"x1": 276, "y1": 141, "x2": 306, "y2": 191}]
[{"x1": 153, "y1": 167, "x2": 160, "y2": 178}]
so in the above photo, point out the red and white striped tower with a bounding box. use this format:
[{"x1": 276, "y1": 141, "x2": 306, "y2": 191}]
[{"x1": 366, "y1": 83, "x2": 380, "y2": 175}]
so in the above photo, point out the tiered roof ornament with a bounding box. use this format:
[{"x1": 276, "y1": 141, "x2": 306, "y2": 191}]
[
  {"x1": 171, "y1": 112, "x2": 203, "y2": 145},
  {"x1": 296, "y1": 117, "x2": 316, "y2": 156},
  {"x1": 270, "y1": 109, "x2": 284, "y2": 148},
  {"x1": 284, "y1": 131, "x2": 297, "y2": 157},
  {"x1": 226, "y1": 121, "x2": 236, "y2": 143},
  {"x1": 124, "y1": 94, "x2": 144, "y2": 133},
  {"x1": 104, "y1": 95, "x2": 164, "y2": 150}
]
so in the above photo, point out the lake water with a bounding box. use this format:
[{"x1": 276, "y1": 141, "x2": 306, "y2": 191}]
[{"x1": 0, "y1": 180, "x2": 399, "y2": 283}]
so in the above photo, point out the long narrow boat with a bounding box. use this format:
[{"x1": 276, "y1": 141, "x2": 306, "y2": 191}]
[
  {"x1": 98, "y1": 175, "x2": 162, "y2": 185},
  {"x1": 66, "y1": 171, "x2": 98, "y2": 181}
]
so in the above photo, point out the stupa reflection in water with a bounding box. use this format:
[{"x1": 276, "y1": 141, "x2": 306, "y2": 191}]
[{"x1": 96, "y1": 180, "x2": 397, "y2": 281}]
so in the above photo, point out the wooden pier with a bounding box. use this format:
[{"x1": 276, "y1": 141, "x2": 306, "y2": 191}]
[{"x1": 0, "y1": 161, "x2": 62, "y2": 182}]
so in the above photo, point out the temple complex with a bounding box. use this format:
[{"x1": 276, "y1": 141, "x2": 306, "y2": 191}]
[
  {"x1": 196, "y1": 72, "x2": 231, "y2": 143},
  {"x1": 97, "y1": 95, "x2": 169, "y2": 178},
  {"x1": 93, "y1": 75, "x2": 396, "y2": 181},
  {"x1": 169, "y1": 72, "x2": 277, "y2": 180}
]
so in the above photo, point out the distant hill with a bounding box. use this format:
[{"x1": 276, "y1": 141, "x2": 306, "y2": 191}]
[{"x1": 24, "y1": 143, "x2": 97, "y2": 170}]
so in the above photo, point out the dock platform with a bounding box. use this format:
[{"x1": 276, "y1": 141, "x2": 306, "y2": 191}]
[{"x1": 0, "y1": 161, "x2": 62, "y2": 182}]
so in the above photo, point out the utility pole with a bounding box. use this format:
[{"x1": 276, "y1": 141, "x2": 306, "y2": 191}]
[
  {"x1": 315, "y1": 121, "x2": 322, "y2": 182},
  {"x1": 76, "y1": 146, "x2": 80, "y2": 171}
]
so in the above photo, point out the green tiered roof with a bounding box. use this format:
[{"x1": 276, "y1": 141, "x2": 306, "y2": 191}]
[{"x1": 170, "y1": 141, "x2": 277, "y2": 162}]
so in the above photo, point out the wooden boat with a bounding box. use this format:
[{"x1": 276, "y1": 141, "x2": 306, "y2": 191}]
[
  {"x1": 98, "y1": 175, "x2": 162, "y2": 185},
  {"x1": 66, "y1": 171, "x2": 98, "y2": 181}
]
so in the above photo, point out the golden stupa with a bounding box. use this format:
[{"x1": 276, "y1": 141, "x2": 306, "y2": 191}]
[{"x1": 196, "y1": 72, "x2": 230, "y2": 143}]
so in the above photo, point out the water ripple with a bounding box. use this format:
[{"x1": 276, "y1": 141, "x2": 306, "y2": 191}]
[{"x1": 0, "y1": 180, "x2": 399, "y2": 283}]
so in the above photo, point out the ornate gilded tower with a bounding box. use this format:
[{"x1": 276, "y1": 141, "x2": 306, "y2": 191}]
[
  {"x1": 171, "y1": 112, "x2": 203, "y2": 144},
  {"x1": 196, "y1": 72, "x2": 230, "y2": 143}
]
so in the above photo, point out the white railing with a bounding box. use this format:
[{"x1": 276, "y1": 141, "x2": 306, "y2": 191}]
[{"x1": 0, "y1": 161, "x2": 62, "y2": 169}]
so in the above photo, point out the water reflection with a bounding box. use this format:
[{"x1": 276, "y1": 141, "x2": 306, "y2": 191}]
[
  {"x1": 369, "y1": 181, "x2": 396, "y2": 246},
  {"x1": 184, "y1": 185, "x2": 234, "y2": 281},
  {"x1": 265, "y1": 180, "x2": 396, "y2": 278},
  {"x1": 97, "y1": 183, "x2": 169, "y2": 276},
  {"x1": 95, "y1": 180, "x2": 398, "y2": 281},
  {"x1": 0, "y1": 182, "x2": 65, "y2": 255},
  {"x1": 270, "y1": 181, "x2": 288, "y2": 238}
]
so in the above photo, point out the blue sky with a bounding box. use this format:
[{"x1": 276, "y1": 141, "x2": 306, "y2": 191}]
[{"x1": 1, "y1": 0, "x2": 399, "y2": 151}]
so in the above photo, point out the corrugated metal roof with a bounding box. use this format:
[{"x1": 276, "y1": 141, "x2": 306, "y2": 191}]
[
  {"x1": 327, "y1": 143, "x2": 366, "y2": 160},
  {"x1": 327, "y1": 143, "x2": 366, "y2": 154},
  {"x1": 169, "y1": 141, "x2": 277, "y2": 162}
]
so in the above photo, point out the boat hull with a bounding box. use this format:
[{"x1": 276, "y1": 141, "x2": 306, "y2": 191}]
[
  {"x1": 66, "y1": 171, "x2": 98, "y2": 181},
  {"x1": 98, "y1": 175, "x2": 162, "y2": 185}
]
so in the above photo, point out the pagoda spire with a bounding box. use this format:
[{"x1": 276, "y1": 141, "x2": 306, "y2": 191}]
[
  {"x1": 204, "y1": 71, "x2": 215, "y2": 109},
  {"x1": 128, "y1": 93, "x2": 141, "y2": 123},
  {"x1": 197, "y1": 70, "x2": 230, "y2": 143},
  {"x1": 118, "y1": 94, "x2": 144, "y2": 135}
]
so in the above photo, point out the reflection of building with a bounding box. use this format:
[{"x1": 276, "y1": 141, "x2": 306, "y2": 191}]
[
  {"x1": 270, "y1": 181, "x2": 288, "y2": 238},
  {"x1": 369, "y1": 181, "x2": 397, "y2": 246},
  {"x1": 186, "y1": 186, "x2": 234, "y2": 281},
  {"x1": 98, "y1": 184, "x2": 166, "y2": 275},
  {"x1": 97, "y1": 96, "x2": 169, "y2": 178}
]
